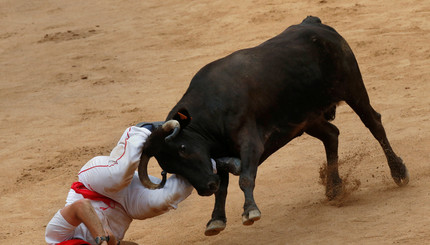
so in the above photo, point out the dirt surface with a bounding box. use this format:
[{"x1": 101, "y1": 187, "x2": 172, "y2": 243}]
[{"x1": 1, "y1": 0, "x2": 429, "y2": 244}]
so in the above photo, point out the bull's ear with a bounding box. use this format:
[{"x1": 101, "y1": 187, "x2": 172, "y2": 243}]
[{"x1": 173, "y1": 109, "x2": 192, "y2": 128}]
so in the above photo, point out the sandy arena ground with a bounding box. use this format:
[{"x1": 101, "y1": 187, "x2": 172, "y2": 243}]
[{"x1": 1, "y1": 0, "x2": 429, "y2": 244}]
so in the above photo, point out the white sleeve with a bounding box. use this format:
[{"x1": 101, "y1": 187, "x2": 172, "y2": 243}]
[{"x1": 124, "y1": 173, "x2": 193, "y2": 220}]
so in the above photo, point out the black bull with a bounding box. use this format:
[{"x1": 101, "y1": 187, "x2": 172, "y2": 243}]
[{"x1": 138, "y1": 16, "x2": 409, "y2": 236}]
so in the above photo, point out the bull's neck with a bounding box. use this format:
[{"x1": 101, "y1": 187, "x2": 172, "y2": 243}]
[
  {"x1": 186, "y1": 120, "x2": 227, "y2": 157},
  {"x1": 186, "y1": 121, "x2": 217, "y2": 143}
]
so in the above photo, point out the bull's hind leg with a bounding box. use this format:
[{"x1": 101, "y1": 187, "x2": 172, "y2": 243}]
[
  {"x1": 306, "y1": 118, "x2": 342, "y2": 200},
  {"x1": 205, "y1": 170, "x2": 229, "y2": 236},
  {"x1": 346, "y1": 90, "x2": 409, "y2": 186}
]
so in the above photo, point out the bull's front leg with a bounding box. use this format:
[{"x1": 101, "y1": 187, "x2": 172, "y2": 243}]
[
  {"x1": 205, "y1": 169, "x2": 229, "y2": 236},
  {"x1": 239, "y1": 140, "x2": 264, "y2": 226}
]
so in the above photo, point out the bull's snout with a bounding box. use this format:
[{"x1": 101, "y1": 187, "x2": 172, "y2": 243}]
[
  {"x1": 208, "y1": 180, "x2": 219, "y2": 192},
  {"x1": 197, "y1": 175, "x2": 220, "y2": 196}
]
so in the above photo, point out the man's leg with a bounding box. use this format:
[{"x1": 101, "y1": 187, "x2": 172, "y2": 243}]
[{"x1": 78, "y1": 126, "x2": 152, "y2": 204}]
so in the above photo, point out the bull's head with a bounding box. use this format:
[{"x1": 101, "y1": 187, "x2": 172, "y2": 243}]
[{"x1": 138, "y1": 110, "x2": 220, "y2": 196}]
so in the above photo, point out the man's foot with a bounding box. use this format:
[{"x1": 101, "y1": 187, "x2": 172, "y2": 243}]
[{"x1": 215, "y1": 157, "x2": 241, "y2": 176}]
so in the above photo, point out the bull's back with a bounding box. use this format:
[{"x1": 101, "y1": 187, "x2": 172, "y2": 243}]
[
  {"x1": 202, "y1": 18, "x2": 349, "y2": 124},
  {"x1": 173, "y1": 17, "x2": 359, "y2": 157}
]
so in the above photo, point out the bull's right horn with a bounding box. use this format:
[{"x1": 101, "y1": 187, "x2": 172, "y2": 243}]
[
  {"x1": 138, "y1": 154, "x2": 167, "y2": 189},
  {"x1": 163, "y1": 120, "x2": 180, "y2": 142}
]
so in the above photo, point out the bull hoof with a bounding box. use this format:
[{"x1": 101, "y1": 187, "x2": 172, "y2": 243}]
[
  {"x1": 205, "y1": 220, "x2": 226, "y2": 236},
  {"x1": 326, "y1": 182, "x2": 343, "y2": 201},
  {"x1": 242, "y1": 209, "x2": 261, "y2": 226},
  {"x1": 393, "y1": 166, "x2": 409, "y2": 187}
]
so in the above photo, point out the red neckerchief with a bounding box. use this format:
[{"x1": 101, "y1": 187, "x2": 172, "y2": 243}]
[{"x1": 57, "y1": 238, "x2": 91, "y2": 245}]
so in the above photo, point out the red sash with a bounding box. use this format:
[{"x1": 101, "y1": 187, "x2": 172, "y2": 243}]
[{"x1": 71, "y1": 182, "x2": 116, "y2": 209}]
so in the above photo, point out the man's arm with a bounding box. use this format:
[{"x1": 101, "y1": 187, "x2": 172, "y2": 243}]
[{"x1": 60, "y1": 199, "x2": 117, "y2": 245}]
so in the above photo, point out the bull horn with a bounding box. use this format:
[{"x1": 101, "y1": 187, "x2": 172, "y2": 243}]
[
  {"x1": 163, "y1": 120, "x2": 180, "y2": 142},
  {"x1": 138, "y1": 154, "x2": 167, "y2": 189}
]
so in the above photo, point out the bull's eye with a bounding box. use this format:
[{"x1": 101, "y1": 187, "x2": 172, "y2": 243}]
[{"x1": 180, "y1": 144, "x2": 186, "y2": 153}]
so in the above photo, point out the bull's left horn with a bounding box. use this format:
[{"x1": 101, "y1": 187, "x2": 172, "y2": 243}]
[
  {"x1": 138, "y1": 154, "x2": 167, "y2": 189},
  {"x1": 163, "y1": 120, "x2": 180, "y2": 142}
]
